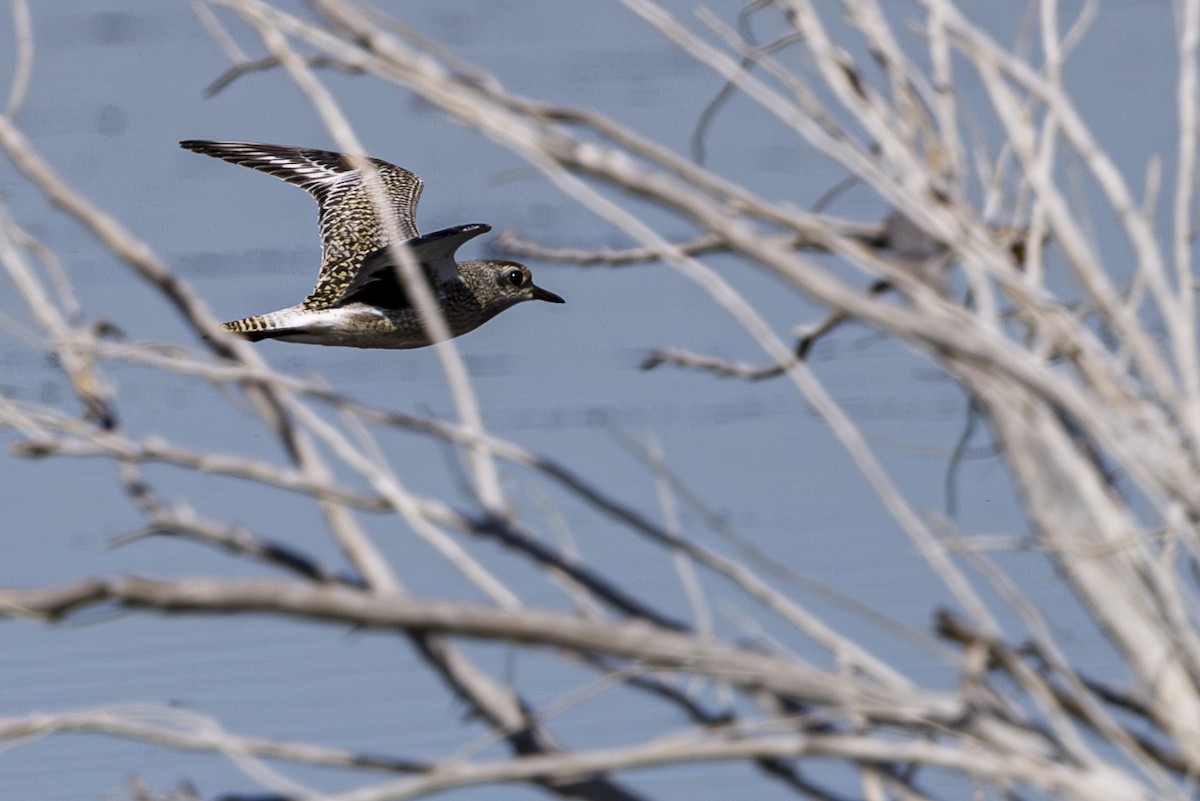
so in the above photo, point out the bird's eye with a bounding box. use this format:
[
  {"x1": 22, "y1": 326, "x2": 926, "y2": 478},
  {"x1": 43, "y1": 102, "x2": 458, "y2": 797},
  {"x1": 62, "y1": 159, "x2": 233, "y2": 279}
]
[{"x1": 503, "y1": 268, "x2": 524, "y2": 287}]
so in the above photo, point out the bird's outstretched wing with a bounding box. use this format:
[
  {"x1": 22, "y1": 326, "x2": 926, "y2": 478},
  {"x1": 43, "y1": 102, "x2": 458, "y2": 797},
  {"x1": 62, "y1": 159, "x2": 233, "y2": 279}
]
[
  {"x1": 339, "y1": 224, "x2": 493, "y2": 309},
  {"x1": 407, "y1": 224, "x2": 492, "y2": 285},
  {"x1": 180, "y1": 140, "x2": 424, "y2": 310}
]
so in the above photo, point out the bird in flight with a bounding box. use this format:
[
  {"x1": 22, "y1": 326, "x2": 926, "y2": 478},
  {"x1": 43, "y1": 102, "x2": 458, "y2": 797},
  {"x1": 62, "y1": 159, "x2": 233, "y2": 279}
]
[{"x1": 181, "y1": 140, "x2": 563, "y2": 348}]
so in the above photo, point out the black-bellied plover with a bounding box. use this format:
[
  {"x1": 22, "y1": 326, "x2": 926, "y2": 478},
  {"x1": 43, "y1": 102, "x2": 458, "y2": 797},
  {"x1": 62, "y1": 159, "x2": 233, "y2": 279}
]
[{"x1": 180, "y1": 140, "x2": 563, "y2": 348}]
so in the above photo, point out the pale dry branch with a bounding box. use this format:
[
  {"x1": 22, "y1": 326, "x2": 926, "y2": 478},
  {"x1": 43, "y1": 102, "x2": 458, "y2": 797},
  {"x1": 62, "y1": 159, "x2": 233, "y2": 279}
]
[
  {"x1": 325, "y1": 729, "x2": 1149, "y2": 801},
  {"x1": 2, "y1": 0, "x2": 32, "y2": 119},
  {"x1": 6, "y1": 419, "x2": 386, "y2": 511},
  {"x1": 1175, "y1": 0, "x2": 1200, "y2": 420},
  {"x1": 0, "y1": 706, "x2": 429, "y2": 773},
  {"x1": 114, "y1": 516, "x2": 350, "y2": 586},
  {"x1": 0, "y1": 577, "x2": 930, "y2": 715},
  {"x1": 231, "y1": 2, "x2": 509, "y2": 522},
  {"x1": 640, "y1": 346, "x2": 792, "y2": 380},
  {"x1": 496, "y1": 230, "x2": 728, "y2": 266},
  {"x1": 204, "y1": 54, "x2": 365, "y2": 98}
]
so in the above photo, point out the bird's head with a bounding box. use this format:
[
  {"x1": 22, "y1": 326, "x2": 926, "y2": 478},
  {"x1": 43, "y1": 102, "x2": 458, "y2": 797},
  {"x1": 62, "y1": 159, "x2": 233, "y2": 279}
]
[{"x1": 464, "y1": 260, "x2": 565, "y2": 308}]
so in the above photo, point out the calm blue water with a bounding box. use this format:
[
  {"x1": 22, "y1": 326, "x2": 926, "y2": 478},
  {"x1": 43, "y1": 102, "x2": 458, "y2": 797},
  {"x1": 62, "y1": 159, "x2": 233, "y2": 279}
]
[{"x1": 0, "y1": 1, "x2": 1172, "y2": 799}]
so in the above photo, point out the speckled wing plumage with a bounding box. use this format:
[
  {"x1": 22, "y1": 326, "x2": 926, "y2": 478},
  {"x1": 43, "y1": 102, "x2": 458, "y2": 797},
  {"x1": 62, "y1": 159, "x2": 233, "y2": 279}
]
[{"x1": 179, "y1": 140, "x2": 424, "y2": 310}]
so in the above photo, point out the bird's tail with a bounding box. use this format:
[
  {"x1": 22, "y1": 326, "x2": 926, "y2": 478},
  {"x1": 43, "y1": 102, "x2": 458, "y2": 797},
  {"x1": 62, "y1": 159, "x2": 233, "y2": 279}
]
[{"x1": 222, "y1": 309, "x2": 304, "y2": 342}]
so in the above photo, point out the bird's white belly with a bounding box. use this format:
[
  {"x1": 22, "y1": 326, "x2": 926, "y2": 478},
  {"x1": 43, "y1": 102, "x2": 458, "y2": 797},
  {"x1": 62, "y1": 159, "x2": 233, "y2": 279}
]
[{"x1": 274, "y1": 304, "x2": 480, "y2": 349}]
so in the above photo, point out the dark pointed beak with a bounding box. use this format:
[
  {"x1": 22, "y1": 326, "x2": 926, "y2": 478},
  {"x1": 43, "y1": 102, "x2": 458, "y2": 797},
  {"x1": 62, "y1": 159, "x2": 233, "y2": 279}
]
[{"x1": 531, "y1": 284, "x2": 565, "y2": 304}]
